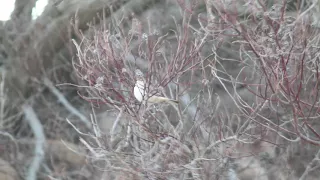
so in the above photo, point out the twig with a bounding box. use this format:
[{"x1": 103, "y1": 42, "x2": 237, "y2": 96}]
[
  {"x1": 0, "y1": 130, "x2": 19, "y2": 157},
  {"x1": 66, "y1": 118, "x2": 91, "y2": 136},
  {"x1": 299, "y1": 148, "x2": 320, "y2": 180},
  {"x1": 43, "y1": 77, "x2": 91, "y2": 129},
  {"x1": 22, "y1": 105, "x2": 46, "y2": 180},
  {"x1": 0, "y1": 68, "x2": 6, "y2": 128},
  {"x1": 111, "y1": 106, "x2": 124, "y2": 143},
  {"x1": 79, "y1": 137, "x2": 103, "y2": 158}
]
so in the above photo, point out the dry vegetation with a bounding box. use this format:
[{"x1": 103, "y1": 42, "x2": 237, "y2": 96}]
[{"x1": 0, "y1": 0, "x2": 320, "y2": 179}]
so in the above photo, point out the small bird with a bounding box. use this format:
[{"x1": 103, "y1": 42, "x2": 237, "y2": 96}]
[{"x1": 134, "y1": 69, "x2": 179, "y2": 104}]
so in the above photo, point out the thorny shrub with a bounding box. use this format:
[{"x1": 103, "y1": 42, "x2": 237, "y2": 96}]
[{"x1": 71, "y1": 0, "x2": 320, "y2": 179}]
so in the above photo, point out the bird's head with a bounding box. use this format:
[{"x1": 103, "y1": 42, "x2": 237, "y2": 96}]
[{"x1": 135, "y1": 69, "x2": 144, "y2": 81}]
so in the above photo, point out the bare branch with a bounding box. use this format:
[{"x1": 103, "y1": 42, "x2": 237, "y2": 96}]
[
  {"x1": 44, "y1": 77, "x2": 91, "y2": 129},
  {"x1": 22, "y1": 105, "x2": 45, "y2": 180}
]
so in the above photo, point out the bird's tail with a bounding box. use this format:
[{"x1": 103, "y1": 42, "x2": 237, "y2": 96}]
[
  {"x1": 169, "y1": 99, "x2": 179, "y2": 104},
  {"x1": 167, "y1": 99, "x2": 179, "y2": 109},
  {"x1": 148, "y1": 96, "x2": 179, "y2": 104}
]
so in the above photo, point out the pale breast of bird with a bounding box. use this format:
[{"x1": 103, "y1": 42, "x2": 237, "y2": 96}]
[{"x1": 134, "y1": 80, "x2": 145, "y2": 102}]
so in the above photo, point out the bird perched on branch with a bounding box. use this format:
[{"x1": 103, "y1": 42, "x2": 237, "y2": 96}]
[{"x1": 134, "y1": 69, "x2": 179, "y2": 104}]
